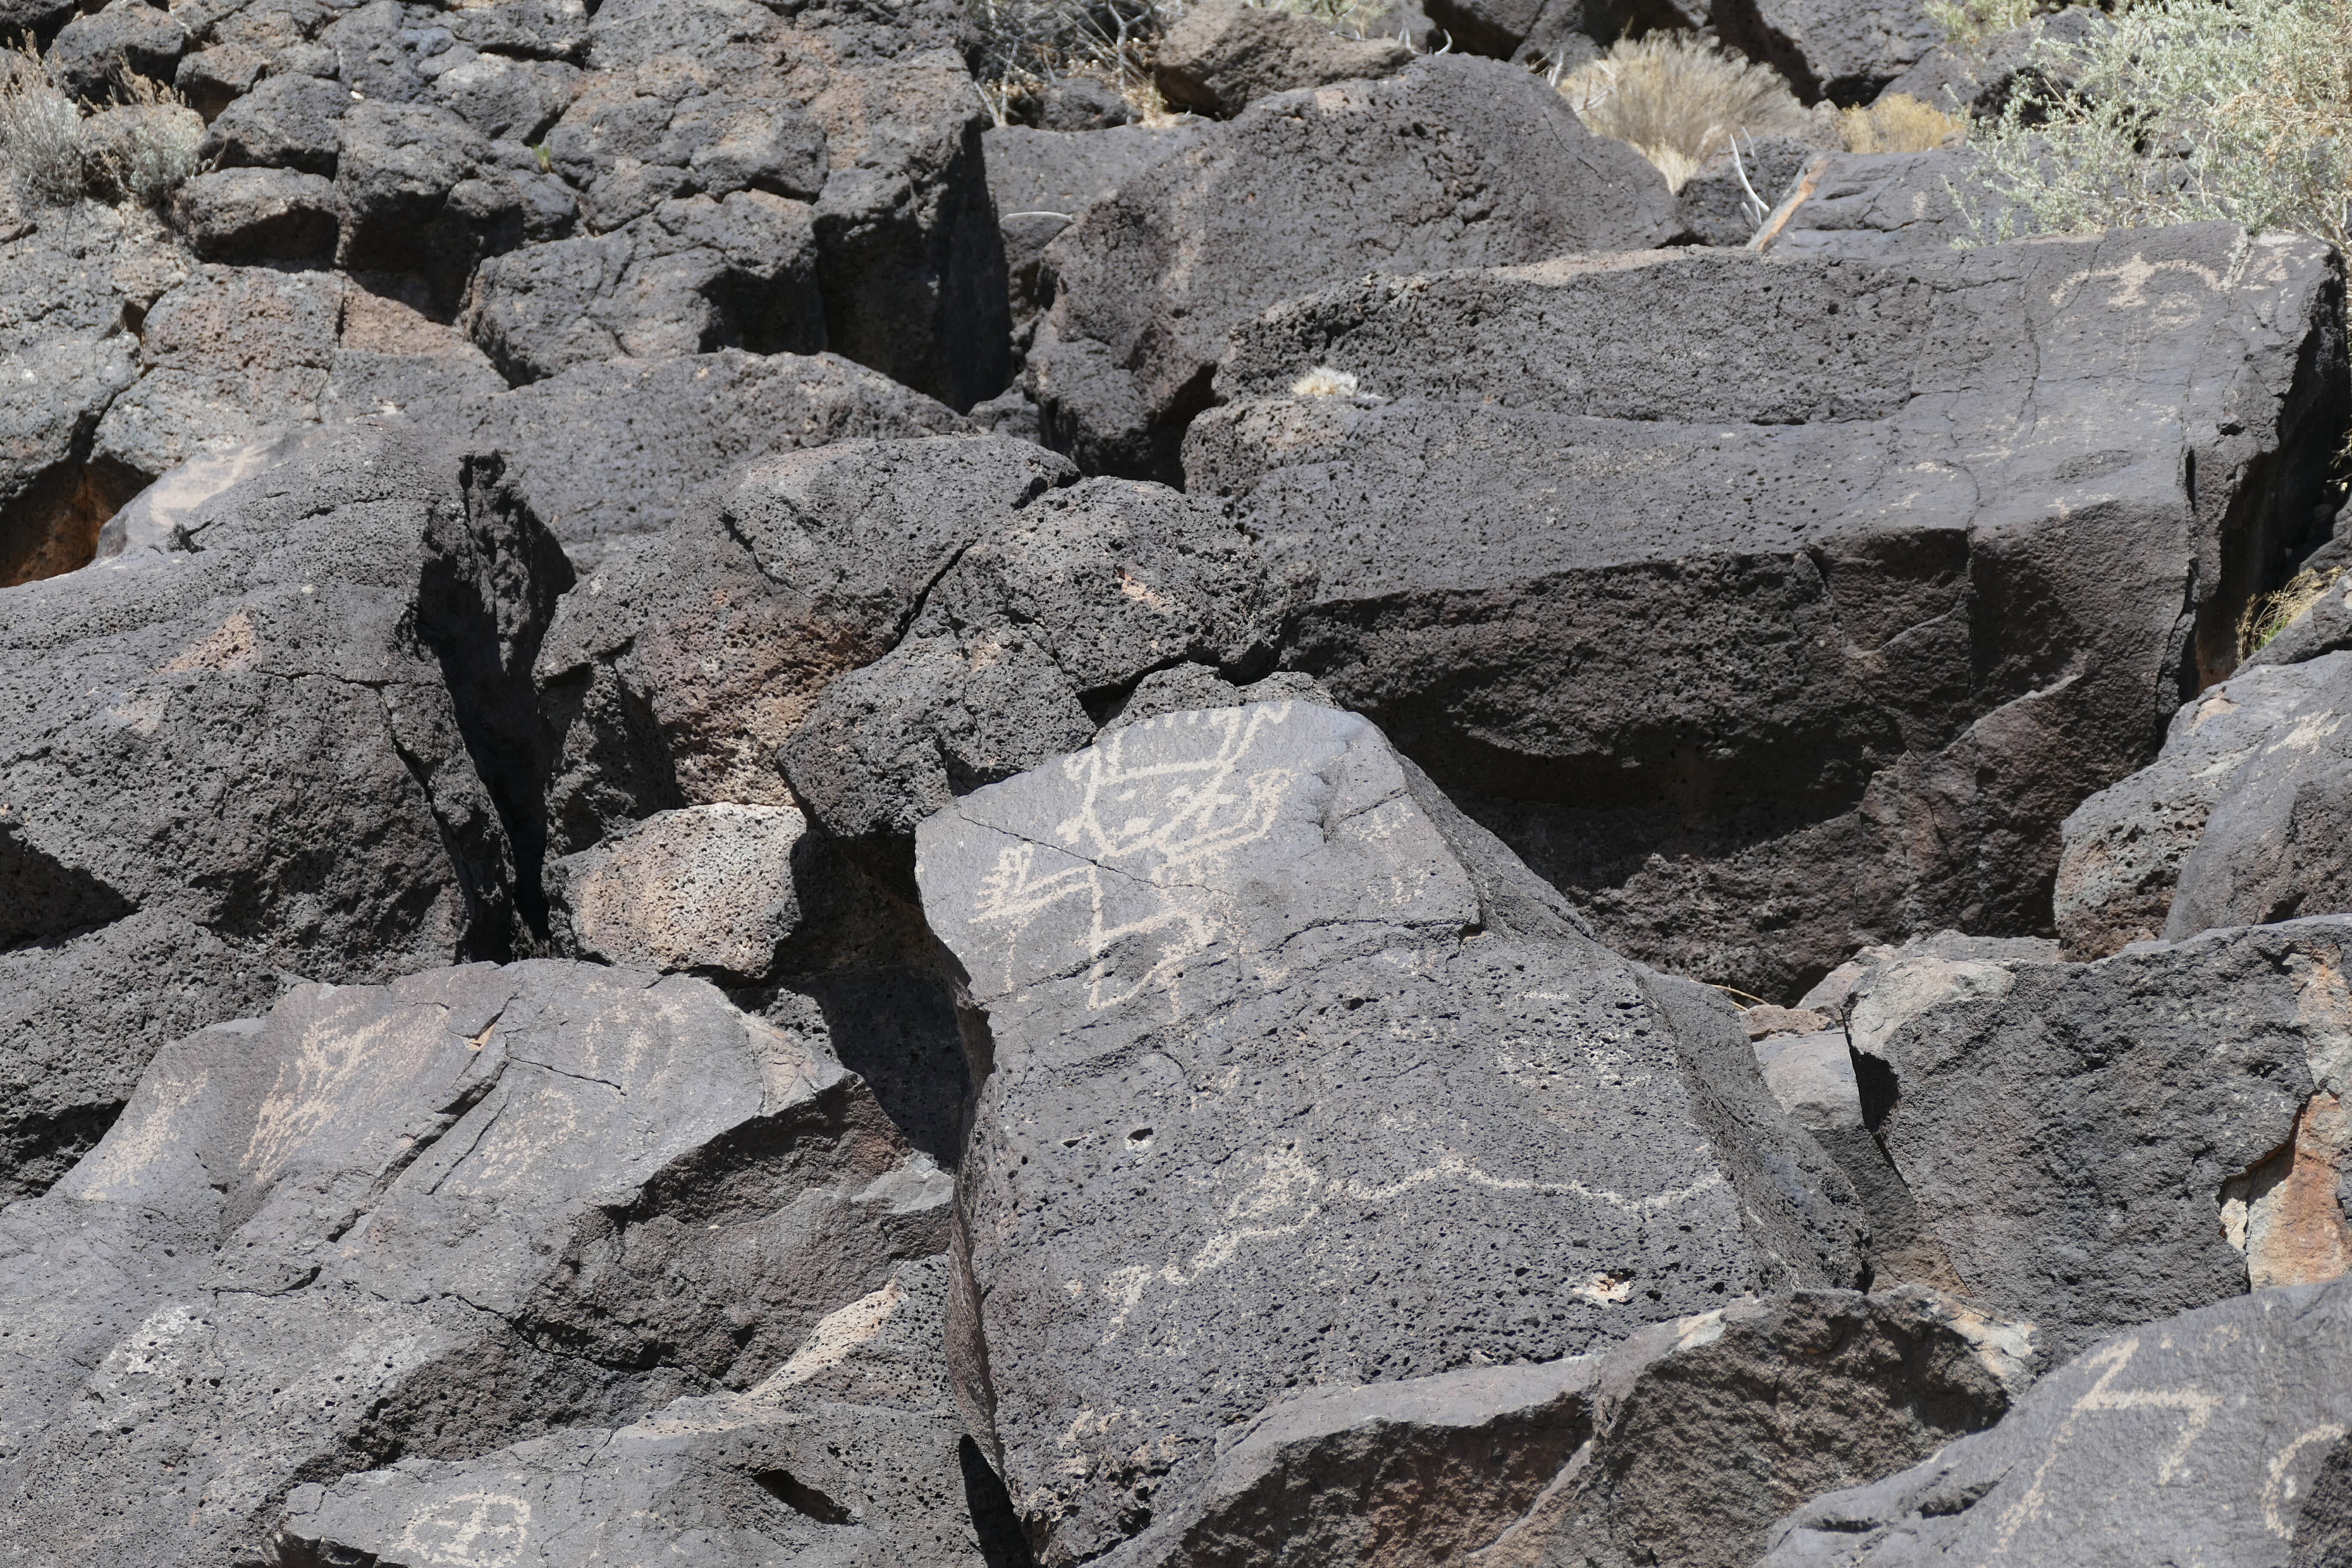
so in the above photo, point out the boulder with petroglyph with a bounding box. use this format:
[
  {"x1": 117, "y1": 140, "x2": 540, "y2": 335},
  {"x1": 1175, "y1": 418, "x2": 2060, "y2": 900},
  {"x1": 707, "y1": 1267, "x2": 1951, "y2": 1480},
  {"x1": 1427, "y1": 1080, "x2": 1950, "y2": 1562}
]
[
  {"x1": 916, "y1": 701, "x2": 1865, "y2": 1566},
  {"x1": 269, "y1": 1257, "x2": 1025, "y2": 1568},
  {"x1": 0, "y1": 423, "x2": 570, "y2": 1201},
  {"x1": 0, "y1": 959, "x2": 949, "y2": 1568},
  {"x1": 1760, "y1": 1274, "x2": 2352, "y2": 1568}
]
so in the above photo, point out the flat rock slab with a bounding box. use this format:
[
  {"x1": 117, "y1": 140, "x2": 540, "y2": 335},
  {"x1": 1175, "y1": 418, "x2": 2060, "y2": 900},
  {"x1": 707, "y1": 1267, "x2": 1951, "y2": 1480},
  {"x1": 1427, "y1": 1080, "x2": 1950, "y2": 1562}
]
[
  {"x1": 0, "y1": 960, "x2": 949, "y2": 1568},
  {"x1": 272, "y1": 1258, "x2": 1020, "y2": 1568},
  {"x1": 1190, "y1": 224, "x2": 2346, "y2": 998},
  {"x1": 1110, "y1": 1285, "x2": 2031, "y2": 1568},
  {"x1": 2059, "y1": 651, "x2": 2352, "y2": 958},
  {"x1": 1025, "y1": 53, "x2": 1677, "y2": 481},
  {"x1": 1761, "y1": 1274, "x2": 2352, "y2": 1568},
  {"x1": 916, "y1": 701, "x2": 1862, "y2": 1566},
  {"x1": 1859, "y1": 916, "x2": 2352, "y2": 1360}
]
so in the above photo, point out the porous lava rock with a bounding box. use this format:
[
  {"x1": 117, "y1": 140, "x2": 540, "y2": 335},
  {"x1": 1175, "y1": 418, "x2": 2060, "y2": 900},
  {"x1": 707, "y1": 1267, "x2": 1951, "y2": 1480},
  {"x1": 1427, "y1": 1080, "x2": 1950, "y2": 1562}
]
[
  {"x1": 0, "y1": 960, "x2": 950, "y2": 1568},
  {"x1": 917, "y1": 701, "x2": 1864, "y2": 1566},
  {"x1": 1025, "y1": 54, "x2": 1678, "y2": 482},
  {"x1": 1191, "y1": 224, "x2": 2346, "y2": 998}
]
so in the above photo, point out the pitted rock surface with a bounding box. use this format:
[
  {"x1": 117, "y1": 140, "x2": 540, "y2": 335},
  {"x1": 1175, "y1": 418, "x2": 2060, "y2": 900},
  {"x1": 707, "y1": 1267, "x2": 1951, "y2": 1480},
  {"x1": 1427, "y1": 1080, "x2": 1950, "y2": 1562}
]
[
  {"x1": 916, "y1": 702, "x2": 1862, "y2": 1565},
  {"x1": 0, "y1": 960, "x2": 950, "y2": 1568},
  {"x1": 1191, "y1": 225, "x2": 2346, "y2": 998}
]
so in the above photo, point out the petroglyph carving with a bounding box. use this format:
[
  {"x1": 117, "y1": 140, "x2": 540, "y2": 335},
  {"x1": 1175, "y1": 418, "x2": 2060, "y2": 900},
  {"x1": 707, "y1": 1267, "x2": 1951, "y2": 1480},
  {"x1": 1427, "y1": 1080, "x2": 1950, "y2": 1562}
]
[
  {"x1": 1991, "y1": 1338, "x2": 2222, "y2": 1553},
  {"x1": 396, "y1": 1491, "x2": 533, "y2": 1568},
  {"x1": 968, "y1": 705, "x2": 1305, "y2": 1013}
]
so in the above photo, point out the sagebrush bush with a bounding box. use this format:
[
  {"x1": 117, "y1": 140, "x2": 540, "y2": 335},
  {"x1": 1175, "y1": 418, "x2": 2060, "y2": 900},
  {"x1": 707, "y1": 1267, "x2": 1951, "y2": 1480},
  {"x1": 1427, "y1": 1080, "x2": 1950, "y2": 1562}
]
[
  {"x1": 1559, "y1": 32, "x2": 1807, "y2": 192},
  {"x1": 1964, "y1": 0, "x2": 2352, "y2": 250},
  {"x1": 0, "y1": 40, "x2": 199, "y2": 208},
  {"x1": 1841, "y1": 92, "x2": 1966, "y2": 153}
]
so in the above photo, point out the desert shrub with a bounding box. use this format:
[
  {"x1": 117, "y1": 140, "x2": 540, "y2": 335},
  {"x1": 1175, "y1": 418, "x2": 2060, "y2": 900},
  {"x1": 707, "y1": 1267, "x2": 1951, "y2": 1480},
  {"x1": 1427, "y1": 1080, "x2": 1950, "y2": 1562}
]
[
  {"x1": 2238, "y1": 564, "x2": 2346, "y2": 657},
  {"x1": 1925, "y1": 0, "x2": 2054, "y2": 46},
  {"x1": 1841, "y1": 92, "x2": 1966, "y2": 152},
  {"x1": 1963, "y1": 0, "x2": 2352, "y2": 249},
  {"x1": 0, "y1": 39, "x2": 199, "y2": 208},
  {"x1": 966, "y1": 0, "x2": 1183, "y2": 124},
  {"x1": 0, "y1": 41, "x2": 86, "y2": 206},
  {"x1": 1559, "y1": 32, "x2": 1808, "y2": 192}
]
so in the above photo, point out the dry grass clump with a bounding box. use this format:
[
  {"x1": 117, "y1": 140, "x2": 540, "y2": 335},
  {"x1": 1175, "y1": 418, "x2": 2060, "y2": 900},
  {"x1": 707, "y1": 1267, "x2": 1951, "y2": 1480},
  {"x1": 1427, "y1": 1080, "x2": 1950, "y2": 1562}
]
[
  {"x1": 1290, "y1": 365, "x2": 1358, "y2": 396},
  {"x1": 1559, "y1": 32, "x2": 1808, "y2": 192},
  {"x1": 2237, "y1": 565, "x2": 2346, "y2": 659},
  {"x1": 966, "y1": 0, "x2": 1185, "y2": 125},
  {"x1": 1964, "y1": 0, "x2": 2352, "y2": 251},
  {"x1": 0, "y1": 39, "x2": 199, "y2": 208},
  {"x1": 1841, "y1": 93, "x2": 1967, "y2": 153},
  {"x1": 1925, "y1": 0, "x2": 2051, "y2": 46}
]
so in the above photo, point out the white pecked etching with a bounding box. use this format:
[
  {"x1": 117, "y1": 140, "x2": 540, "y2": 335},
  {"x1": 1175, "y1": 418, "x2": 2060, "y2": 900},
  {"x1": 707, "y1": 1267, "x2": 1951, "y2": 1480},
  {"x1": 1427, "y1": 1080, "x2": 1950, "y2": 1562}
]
[
  {"x1": 2264, "y1": 1424, "x2": 2350, "y2": 1536},
  {"x1": 396, "y1": 1491, "x2": 533, "y2": 1568},
  {"x1": 1988, "y1": 1336, "x2": 2223, "y2": 1554},
  {"x1": 968, "y1": 705, "x2": 1307, "y2": 1014}
]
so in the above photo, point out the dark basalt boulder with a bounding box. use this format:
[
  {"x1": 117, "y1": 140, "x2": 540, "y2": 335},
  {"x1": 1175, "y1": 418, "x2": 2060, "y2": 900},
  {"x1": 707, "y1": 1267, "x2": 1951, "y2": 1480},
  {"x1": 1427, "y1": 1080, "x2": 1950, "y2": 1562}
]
[
  {"x1": 0, "y1": 423, "x2": 569, "y2": 1200},
  {"x1": 1712, "y1": 0, "x2": 1946, "y2": 106},
  {"x1": 269, "y1": 1258, "x2": 1020, "y2": 1568},
  {"x1": 916, "y1": 701, "x2": 1864, "y2": 1567},
  {"x1": 1842, "y1": 917, "x2": 2352, "y2": 1360},
  {"x1": 47, "y1": 0, "x2": 190, "y2": 104},
  {"x1": 2058, "y1": 652, "x2": 2352, "y2": 958},
  {"x1": 1024, "y1": 54, "x2": 1678, "y2": 482},
  {"x1": 0, "y1": 960, "x2": 950, "y2": 1568},
  {"x1": 1760, "y1": 1274, "x2": 2352, "y2": 1568},
  {"x1": 1188, "y1": 224, "x2": 2346, "y2": 999},
  {"x1": 1150, "y1": 0, "x2": 1414, "y2": 119},
  {"x1": 1414, "y1": 0, "x2": 1708, "y2": 69},
  {"x1": 1116, "y1": 1285, "x2": 2033, "y2": 1568}
]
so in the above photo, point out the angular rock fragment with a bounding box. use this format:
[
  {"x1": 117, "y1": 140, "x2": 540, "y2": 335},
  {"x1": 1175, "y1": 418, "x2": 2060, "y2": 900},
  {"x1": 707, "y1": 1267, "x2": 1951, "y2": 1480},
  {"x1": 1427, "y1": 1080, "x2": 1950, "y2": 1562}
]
[
  {"x1": 198, "y1": 71, "x2": 349, "y2": 177},
  {"x1": 1713, "y1": 0, "x2": 1945, "y2": 105},
  {"x1": 1851, "y1": 918, "x2": 2352, "y2": 1358},
  {"x1": 1026, "y1": 55, "x2": 1678, "y2": 481},
  {"x1": 0, "y1": 960, "x2": 949, "y2": 1568},
  {"x1": 171, "y1": 167, "x2": 340, "y2": 263},
  {"x1": 0, "y1": 424, "x2": 570, "y2": 1197},
  {"x1": 1151, "y1": 0, "x2": 1413, "y2": 118},
  {"x1": 2058, "y1": 653, "x2": 2352, "y2": 958},
  {"x1": 783, "y1": 475, "x2": 1273, "y2": 839},
  {"x1": 550, "y1": 802, "x2": 808, "y2": 979},
  {"x1": 917, "y1": 702, "x2": 1864, "y2": 1565},
  {"x1": 1760, "y1": 1275, "x2": 2352, "y2": 1568},
  {"x1": 270, "y1": 1258, "x2": 1019, "y2": 1568},
  {"x1": 1192, "y1": 224, "x2": 2346, "y2": 998},
  {"x1": 46, "y1": 0, "x2": 189, "y2": 103},
  {"x1": 536, "y1": 434, "x2": 1071, "y2": 833},
  {"x1": 1875, "y1": 4, "x2": 2105, "y2": 120},
  {"x1": 424, "y1": 349, "x2": 971, "y2": 564}
]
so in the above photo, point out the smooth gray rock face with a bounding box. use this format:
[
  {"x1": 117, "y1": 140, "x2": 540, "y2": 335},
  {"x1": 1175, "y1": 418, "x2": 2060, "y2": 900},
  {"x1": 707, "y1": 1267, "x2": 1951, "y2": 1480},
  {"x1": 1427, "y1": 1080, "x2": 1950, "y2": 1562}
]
[
  {"x1": 1189, "y1": 226, "x2": 2346, "y2": 1000},
  {"x1": 2058, "y1": 654, "x2": 2352, "y2": 959},
  {"x1": 1025, "y1": 54, "x2": 1678, "y2": 482},
  {"x1": 782, "y1": 475, "x2": 1273, "y2": 840},
  {"x1": 1856, "y1": 918, "x2": 2352, "y2": 1361},
  {"x1": 917, "y1": 703, "x2": 1863, "y2": 1567},
  {"x1": 1714, "y1": 0, "x2": 1945, "y2": 105},
  {"x1": 1150, "y1": 0, "x2": 1413, "y2": 118},
  {"x1": 424, "y1": 349, "x2": 969, "y2": 566},
  {"x1": 0, "y1": 961, "x2": 950, "y2": 1568},
  {"x1": 0, "y1": 423, "x2": 570, "y2": 1200},
  {"x1": 1107, "y1": 1284, "x2": 2030, "y2": 1568},
  {"x1": 1760, "y1": 1276, "x2": 2352, "y2": 1568},
  {"x1": 270, "y1": 1259, "x2": 1018, "y2": 1568}
]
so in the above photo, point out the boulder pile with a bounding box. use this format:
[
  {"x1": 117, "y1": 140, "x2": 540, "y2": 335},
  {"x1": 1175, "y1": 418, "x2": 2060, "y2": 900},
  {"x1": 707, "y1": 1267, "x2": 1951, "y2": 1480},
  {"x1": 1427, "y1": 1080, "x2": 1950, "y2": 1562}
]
[{"x1": 3, "y1": 3, "x2": 2352, "y2": 1565}]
